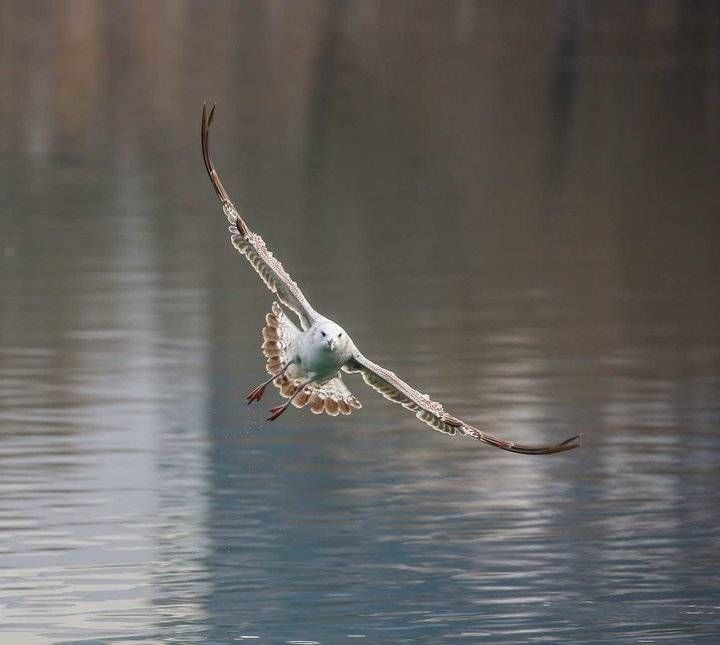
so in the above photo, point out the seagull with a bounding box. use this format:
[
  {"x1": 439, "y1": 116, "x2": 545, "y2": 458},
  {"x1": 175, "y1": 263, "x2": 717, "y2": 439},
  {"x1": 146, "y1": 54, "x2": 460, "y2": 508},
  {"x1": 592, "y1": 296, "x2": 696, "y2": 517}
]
[{"x1": 201, "y1": 105, "x2": 580, "y2": 455}]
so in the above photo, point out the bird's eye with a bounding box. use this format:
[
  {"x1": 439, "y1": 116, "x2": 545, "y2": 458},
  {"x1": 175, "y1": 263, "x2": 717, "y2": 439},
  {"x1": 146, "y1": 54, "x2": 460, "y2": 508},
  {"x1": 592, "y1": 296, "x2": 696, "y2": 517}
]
[
  {"x1": 320, "y1": 331, "x2": 326, "y2": 337},
  {"x1": 338, "y1": 333, "x2": 343, "y2": 337}
]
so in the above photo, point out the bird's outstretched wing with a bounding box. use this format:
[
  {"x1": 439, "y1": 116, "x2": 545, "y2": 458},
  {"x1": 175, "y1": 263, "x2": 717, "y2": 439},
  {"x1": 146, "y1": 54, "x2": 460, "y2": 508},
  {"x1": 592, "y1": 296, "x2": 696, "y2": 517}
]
[
  {"x1": 201, "y1": 105, "x2": 319, "y2": 330},
  {"x1": 346, "y1": 353, "x2": 580, "y2": 455}
]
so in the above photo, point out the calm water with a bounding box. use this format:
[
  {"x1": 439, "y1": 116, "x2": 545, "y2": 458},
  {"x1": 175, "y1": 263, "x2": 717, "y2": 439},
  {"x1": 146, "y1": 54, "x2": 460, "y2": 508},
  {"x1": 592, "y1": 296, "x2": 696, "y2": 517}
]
[{"x1": 2, "y1": 2, "x2": 720, "y2": 643}]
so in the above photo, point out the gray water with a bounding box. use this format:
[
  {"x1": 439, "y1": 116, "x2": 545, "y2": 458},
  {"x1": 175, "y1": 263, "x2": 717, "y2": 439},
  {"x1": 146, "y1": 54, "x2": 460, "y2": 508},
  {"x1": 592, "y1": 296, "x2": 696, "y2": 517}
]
[{"x1": 2, "y1": 2, "x2": 720, "y2": 643}]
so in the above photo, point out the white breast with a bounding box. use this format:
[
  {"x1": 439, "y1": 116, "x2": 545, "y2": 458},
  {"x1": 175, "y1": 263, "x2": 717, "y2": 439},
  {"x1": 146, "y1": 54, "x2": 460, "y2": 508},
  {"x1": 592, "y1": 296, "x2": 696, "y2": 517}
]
[{"x1": 295, "y1": 332, "x2": 341, "y2": 380}]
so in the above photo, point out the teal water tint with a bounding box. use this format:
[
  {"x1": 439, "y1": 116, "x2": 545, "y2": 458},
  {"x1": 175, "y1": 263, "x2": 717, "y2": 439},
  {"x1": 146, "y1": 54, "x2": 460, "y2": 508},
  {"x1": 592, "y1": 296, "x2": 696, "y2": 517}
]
[{"x1": 1, "y1": 2, "x2": 720, "y2": 643}]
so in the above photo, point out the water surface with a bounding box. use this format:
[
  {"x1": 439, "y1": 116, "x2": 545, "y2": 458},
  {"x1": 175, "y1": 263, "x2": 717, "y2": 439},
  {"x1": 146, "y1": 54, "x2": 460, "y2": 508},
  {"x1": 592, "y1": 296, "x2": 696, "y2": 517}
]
[{"x1": 1, "y1": 2, "x2": 720, "y2": 642}]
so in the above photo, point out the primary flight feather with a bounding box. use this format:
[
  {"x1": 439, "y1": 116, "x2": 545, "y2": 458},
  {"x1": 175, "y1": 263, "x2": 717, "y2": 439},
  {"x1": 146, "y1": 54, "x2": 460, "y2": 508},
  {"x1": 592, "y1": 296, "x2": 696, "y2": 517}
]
[{"x1": 201, "y1": 105, "x2": 579, "y2": 455}]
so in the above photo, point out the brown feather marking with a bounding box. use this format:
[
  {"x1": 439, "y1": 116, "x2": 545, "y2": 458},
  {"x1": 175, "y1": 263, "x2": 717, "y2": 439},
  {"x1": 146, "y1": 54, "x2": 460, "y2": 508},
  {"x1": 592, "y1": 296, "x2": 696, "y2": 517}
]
[
  {"x1": 310, "y1": 394, "x2": 325, "y2": 414},
  {"x1": 325, "y1": 398, "x2": 339, "y2": 416},
  {"x1": 293, "y1": 389, "x2": 310, "y2": 408}
]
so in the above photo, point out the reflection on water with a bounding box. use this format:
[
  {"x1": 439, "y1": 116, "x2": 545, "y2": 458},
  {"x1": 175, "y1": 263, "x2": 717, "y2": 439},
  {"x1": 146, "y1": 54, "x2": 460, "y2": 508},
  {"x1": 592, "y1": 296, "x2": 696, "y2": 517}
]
[{"x1": 1, "y1": 1, "x2": 720, "y2": 642}]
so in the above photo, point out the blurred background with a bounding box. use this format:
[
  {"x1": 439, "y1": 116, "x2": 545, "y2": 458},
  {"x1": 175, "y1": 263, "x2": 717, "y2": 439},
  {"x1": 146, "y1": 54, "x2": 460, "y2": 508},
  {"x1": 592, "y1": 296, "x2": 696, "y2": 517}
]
[{"x1": 1, "y1": 1, "x2": 719, "y2": 642}]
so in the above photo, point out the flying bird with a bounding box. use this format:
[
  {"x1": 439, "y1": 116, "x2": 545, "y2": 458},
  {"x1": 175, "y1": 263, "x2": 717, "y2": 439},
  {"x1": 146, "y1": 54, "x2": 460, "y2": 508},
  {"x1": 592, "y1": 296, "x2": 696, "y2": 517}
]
[{"x1": 201, "y1": 105, "x2": 579, "y2": 455}]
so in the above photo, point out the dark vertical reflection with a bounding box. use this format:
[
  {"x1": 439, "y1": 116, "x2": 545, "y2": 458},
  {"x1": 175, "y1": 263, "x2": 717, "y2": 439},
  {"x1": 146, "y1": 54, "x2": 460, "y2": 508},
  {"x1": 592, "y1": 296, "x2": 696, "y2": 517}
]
[
  {"x1": 1, "y1": 1, "x2": 719, "y2": 642},
  {"x1": 549, "y1": 0, "x2": 582, "y2": 188}
]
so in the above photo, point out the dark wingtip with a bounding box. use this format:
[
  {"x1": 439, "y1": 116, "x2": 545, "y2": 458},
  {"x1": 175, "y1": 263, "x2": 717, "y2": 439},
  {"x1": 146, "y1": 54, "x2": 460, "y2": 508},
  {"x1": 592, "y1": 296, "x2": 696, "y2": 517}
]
[
  {"x1": 527, "y1": 433, "x2": 581, "y2": 455},
  {"x1": 537, "y1": 433, "x2": 581, "y2": 454},
  {"x1": 469, "y1": 425, "x2": 582, "y2": 455},
  {"x1": 560, "y1": 434, "x2": 581, "y2": 447},
  {"x1": 200, "y1": 103, "x2": 250, "y2": 236}
]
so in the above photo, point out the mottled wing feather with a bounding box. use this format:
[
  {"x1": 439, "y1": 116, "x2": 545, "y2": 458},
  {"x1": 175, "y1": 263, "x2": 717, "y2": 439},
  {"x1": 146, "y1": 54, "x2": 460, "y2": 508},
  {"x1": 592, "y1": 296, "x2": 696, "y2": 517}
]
[
  {"x1": 261, "y1": 303, "x2": 361, "y2": 417},
  {"x1": 348, "y1": 353, "x2": 580, "y2": 455},
  {"x1": 229, "y1": 213, "x2": 318, "y2": 330},
  {"x1": 202, "y1": 105, "x2": 318, "y2": 330},
  {"x1": 294, "y1": 377, "x2": 362, "y2": 417},
  {"x1": 261, "y1": 302, "x2": 300, "y2": 376}
]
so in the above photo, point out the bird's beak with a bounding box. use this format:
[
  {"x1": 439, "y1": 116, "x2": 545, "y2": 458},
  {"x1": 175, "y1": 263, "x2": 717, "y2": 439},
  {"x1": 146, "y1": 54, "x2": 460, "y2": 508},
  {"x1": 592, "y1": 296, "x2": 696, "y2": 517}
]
[{"x1": 327, "y1": 339, "x2": 335, "y2": 351}]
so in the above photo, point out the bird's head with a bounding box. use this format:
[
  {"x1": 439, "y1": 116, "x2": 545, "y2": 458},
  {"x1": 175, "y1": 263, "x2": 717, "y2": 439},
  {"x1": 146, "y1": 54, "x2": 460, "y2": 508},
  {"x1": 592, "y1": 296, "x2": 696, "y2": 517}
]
[{"x1": 315, "y1": 321, "x2": 352, "y2": 355}]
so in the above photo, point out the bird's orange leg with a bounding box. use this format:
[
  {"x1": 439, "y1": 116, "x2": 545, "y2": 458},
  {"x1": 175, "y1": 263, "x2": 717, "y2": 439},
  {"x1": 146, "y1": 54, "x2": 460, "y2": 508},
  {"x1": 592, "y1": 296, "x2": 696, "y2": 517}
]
[
  {"x1": 246, "y1": 363, "x2": 291, "y2": 404},
  {"x1": 267, "y1": 381, "x2": 311, "y2": 422}
]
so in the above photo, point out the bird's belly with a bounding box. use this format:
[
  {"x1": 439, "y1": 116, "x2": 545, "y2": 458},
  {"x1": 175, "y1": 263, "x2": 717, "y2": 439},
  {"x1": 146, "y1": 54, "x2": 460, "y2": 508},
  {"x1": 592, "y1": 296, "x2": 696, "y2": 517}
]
[
  {"x1": 296, "y1": 343, "x2": 342, "y2": 381},
  {"x1": 302, "y1": 354, "x2": 341, "y2": 381}
]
